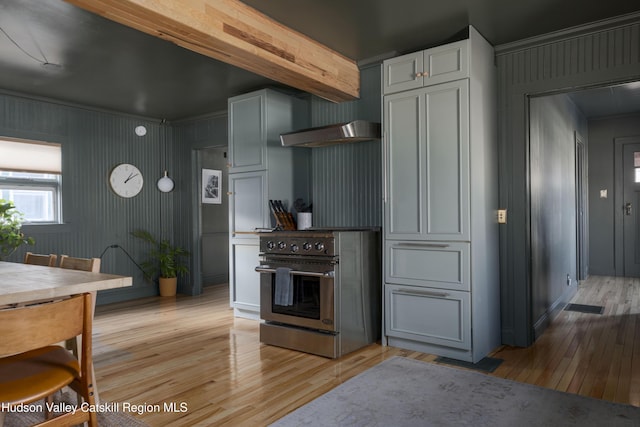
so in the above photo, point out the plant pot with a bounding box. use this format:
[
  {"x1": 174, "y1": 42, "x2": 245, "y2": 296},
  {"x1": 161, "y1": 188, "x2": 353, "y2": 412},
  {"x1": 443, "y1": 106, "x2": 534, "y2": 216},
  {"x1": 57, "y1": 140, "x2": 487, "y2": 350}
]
[{"x1": 158, "y1": 277, "x2": 177, "y2": 297}]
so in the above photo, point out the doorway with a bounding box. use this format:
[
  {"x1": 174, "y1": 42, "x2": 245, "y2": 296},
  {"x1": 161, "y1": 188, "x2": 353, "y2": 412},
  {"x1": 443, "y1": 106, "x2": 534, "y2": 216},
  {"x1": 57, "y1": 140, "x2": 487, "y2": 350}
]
[
  {"x1": 615, "y1": 137, "x2": 640, "y2": 277},
  {"x1": 199, "y1": 146, "x2": 229, "y2": 286},
  {"x1": 528, "y1": 82, "x2": 640, "y2": 339}
]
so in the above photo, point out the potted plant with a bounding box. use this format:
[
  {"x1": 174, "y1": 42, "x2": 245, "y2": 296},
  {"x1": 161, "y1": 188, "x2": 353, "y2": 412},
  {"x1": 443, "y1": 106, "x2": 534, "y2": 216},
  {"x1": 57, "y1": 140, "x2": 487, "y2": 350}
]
[
  {"x1": 131, "y1": 229, "x2": 189, "y2": 296},
  {"x1": 0, "y1": 199, "x2": 34, "y2": 260}
]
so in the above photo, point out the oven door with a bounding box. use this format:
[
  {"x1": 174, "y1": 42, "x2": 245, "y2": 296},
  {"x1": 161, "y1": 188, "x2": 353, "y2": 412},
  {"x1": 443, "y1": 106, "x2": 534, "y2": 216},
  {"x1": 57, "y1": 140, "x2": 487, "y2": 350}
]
[{"x1": 257, "y1": 264, "x2": 335, "y2": 332}]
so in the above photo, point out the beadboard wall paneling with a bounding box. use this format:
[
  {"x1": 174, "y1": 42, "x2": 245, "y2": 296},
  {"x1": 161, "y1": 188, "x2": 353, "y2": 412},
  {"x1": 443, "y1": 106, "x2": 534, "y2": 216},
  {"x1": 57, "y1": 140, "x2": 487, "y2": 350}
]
[
  {"x1": 312, "y1": 140, "x2": 382, "y2": 227},
  {"x1": 496, "y1": 15, "x2": 640, "y2": 347},
  {"x1": 0, "y1": 95, "x2": 69, "y2": 140},
  {"x1": 309, "y1": 64, "x2": 383, "y2": 228},
  {"x1": 1, "y1": 92, "x2": 168, "y2": 304},
  {"x1": 500, "y1": 23, "x2": 640, "y2": 86}
]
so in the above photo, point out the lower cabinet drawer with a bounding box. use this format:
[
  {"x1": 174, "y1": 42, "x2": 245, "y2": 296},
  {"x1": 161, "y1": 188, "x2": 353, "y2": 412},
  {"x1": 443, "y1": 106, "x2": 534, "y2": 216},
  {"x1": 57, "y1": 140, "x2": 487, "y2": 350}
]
[
  {"x1": 385, "y1": 241, "x2": 470, "y2": 291},
  {"x1": 385, "y1": 284, "x2": 471, "y2": 350}
]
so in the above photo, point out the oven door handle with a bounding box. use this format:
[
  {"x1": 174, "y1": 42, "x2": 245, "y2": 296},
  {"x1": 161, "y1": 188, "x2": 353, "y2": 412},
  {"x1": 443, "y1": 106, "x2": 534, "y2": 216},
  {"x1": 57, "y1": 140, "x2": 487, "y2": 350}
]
[{"x1": 255, "y1": 266, "x2": 334, "y2": 278}]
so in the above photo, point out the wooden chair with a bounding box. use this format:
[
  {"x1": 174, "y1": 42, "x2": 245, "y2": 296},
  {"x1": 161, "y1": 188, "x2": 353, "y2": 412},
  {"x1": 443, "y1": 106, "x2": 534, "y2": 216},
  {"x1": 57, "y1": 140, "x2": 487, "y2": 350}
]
[
  {"x1": 58, "y1": 255, "x2": 101, "y2": 272},
  {"x1": 0, "y1": 293, "x2": 97, "y2": 427},
  {"x1": 24, "y1": 252, "x2": 57, "y2": 267},
  {"x1": 57, "y1": 255, "x2": 101, "y2": 403}
]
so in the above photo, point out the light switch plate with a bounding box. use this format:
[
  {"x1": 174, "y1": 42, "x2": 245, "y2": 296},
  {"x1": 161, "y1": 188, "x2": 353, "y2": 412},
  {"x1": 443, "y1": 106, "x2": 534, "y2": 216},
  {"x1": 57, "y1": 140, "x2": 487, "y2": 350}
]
[
  {"x1": 600, "y1": 189, "x2": 607, "y2": 198},
  {"x1": 497, "y1": 209, "x2": 507, "y2": 224}
]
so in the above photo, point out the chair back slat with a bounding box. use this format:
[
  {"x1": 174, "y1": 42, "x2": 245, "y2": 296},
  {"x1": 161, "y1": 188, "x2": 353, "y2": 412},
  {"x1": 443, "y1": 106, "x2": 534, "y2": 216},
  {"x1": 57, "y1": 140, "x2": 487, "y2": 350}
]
[
  {"x1": 24, "y1": 252, "x2": 57, "y2": 267},
  {"x1": 59, "y1": 255, "x2": 101, "y2": 272},
  {"x1": 0, "y1": 294, "x2": 89, "y2": 357}
]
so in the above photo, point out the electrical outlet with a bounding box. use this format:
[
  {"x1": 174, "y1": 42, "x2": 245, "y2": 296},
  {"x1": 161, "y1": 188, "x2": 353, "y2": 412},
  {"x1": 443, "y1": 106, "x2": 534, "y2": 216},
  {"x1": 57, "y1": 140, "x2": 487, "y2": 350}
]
[{"x1": 497, "y1": 209, "x2": 507, "y2": 224}]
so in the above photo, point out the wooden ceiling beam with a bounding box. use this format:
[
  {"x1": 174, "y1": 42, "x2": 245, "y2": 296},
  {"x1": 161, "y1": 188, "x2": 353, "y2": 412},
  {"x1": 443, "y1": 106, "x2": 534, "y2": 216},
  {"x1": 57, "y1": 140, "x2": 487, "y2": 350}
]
[{"x1": 64, "y1": 0, "x2": 360, "y2": 102}]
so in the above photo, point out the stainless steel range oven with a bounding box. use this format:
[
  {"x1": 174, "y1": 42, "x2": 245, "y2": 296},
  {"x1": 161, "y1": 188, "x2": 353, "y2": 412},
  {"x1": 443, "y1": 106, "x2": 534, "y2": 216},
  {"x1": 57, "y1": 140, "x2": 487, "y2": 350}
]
[{"x1": 256, "y1": 229, "x2": 380, "y2": 358}]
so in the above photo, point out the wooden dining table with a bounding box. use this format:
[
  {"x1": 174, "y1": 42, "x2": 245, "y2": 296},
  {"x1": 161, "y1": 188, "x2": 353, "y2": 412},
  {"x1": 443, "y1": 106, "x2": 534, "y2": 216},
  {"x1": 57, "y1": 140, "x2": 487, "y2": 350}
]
[
  {"x1": 0, "y1": 260, "x2": 133, "y2": 403},
  {"x1": 0, "y1": 260, "x2": 132, "y2": 305}
]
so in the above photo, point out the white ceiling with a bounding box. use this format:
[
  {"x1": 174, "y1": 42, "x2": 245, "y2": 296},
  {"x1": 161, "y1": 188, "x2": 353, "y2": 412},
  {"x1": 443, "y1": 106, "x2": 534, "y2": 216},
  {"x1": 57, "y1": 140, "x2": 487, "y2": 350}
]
[{"x1": 0, "y1": 0, "x2": 639, "y2": 120}]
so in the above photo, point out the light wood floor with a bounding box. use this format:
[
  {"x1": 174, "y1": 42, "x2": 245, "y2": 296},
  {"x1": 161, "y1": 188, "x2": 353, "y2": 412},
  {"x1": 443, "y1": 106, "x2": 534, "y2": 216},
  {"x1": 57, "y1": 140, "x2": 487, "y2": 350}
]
[{"x1": 93, "y1": 275, "x2": 639, "y2": 426}]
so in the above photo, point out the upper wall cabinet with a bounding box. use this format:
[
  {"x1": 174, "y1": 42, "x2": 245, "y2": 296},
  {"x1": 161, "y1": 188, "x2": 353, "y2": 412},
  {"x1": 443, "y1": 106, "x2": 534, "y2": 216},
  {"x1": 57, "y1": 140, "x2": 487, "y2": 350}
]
[
  {"x1": 383, "y1": 40, "x2": 468, "y2": 95},
  {"x1": 228, "y1": 89, "x2": 308, "y2": 173}
]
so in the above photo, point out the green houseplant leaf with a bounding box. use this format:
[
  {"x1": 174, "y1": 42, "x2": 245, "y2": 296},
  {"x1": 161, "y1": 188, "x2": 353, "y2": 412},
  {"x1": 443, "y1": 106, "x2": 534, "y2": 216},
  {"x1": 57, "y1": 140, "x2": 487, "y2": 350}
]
[
  {"x1": 0, "y1": 199, "x2": 35, "y2": 260},
  {"x1": 131, "y1": 229, "x2": 190, "y2": 280}
]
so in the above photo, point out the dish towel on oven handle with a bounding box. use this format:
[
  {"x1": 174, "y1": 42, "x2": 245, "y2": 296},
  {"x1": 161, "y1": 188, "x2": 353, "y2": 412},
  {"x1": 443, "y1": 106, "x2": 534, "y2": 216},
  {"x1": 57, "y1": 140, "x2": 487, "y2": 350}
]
[{"x1": 274, "y1": 267, "x2": 293, "y2": 306}]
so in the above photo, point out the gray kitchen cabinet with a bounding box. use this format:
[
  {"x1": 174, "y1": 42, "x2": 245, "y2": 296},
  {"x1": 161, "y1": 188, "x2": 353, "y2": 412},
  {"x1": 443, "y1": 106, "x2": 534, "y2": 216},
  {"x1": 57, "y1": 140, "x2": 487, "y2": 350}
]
[
  {"x1": 385, "y1": 283, "x2": 471, "y2": 351},
  {"x1": 382, "y1": 26, "x2": 500, "y2": 363},
  {"x1": 384, "y1": 79, "x2": 469, "y2": 241},
  {"x1": 382, "y1": 39, "x2": 468, "y2": 95},
  {"x1": 385, "y1": 241, "x2": 470, "y2": 292},
  {"x1": 229, "y1": 240, "x2": 261, "y2": 318},
  {"x1": 228, "y1": 88, "x2": 308, "y2": 173},
  {"x1": 228, "y1": 170, "x2": 268, "y2": 236},
  {"x1": 227, "y1": 88, "x2": 310, "y2": 319}
]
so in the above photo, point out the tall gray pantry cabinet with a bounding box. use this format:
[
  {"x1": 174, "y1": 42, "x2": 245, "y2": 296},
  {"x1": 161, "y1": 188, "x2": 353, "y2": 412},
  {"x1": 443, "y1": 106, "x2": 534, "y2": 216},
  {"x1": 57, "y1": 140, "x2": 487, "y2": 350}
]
[
  {"x1": 228, "y1": 89, "x2": 309, "y2": 319},
  {"x1": 382, "y1": 26, "x2": 500, "y2": 363}
]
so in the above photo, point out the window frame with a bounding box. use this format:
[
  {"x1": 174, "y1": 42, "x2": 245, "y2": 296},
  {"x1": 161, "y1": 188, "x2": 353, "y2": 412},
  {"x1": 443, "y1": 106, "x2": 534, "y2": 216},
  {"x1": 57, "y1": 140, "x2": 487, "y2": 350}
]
[
  {"x1": 0, "y1": 137, "x2": 63, "y2": 225},
  {"x1": 0, "y1": 172, "x2": 63, "y2": 224}
]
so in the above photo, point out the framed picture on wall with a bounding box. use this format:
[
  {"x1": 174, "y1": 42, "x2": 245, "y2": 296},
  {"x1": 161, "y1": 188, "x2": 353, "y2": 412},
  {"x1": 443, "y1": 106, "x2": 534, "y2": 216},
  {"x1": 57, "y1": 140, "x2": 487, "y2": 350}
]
[{"x1": 202, "y1": 169, "x2": 222, "y2": 204}]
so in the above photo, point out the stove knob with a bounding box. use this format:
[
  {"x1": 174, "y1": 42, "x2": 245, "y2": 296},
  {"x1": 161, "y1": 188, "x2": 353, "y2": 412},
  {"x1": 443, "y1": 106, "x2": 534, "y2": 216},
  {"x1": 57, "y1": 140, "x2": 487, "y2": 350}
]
[
  {"x1": 266, "y1": 241, "x2": 276, "y2": 250},
  {"x1": 302, "y1": 242, "x2": 312, "y2": 251},
  {"x1": 290, "y1": 244, "x2": 299, "y2": 252},
  {"x1": 277, "y1": 241, "x2": 287, "y2": 250},
  {"x1": 314, "y1": 242, "x2": 325, "y2": 251}
]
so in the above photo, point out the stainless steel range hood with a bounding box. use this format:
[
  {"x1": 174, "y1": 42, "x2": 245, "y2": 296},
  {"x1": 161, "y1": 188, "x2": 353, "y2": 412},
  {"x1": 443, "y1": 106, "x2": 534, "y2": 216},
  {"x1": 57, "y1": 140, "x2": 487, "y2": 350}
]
[{"x1": 280, "y1": 120, "x2": 381, "y2": 148}]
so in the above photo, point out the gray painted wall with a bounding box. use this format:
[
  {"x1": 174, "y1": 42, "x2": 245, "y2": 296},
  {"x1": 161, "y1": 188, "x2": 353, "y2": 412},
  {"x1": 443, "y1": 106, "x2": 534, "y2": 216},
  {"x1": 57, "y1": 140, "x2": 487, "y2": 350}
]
[
  {"x1": 529, "y1": 94, "x2": 586, "y2": 337},
  {"x1": 309, "y1": 64, "x2": 383, "y2": 228},
  {"x1": 588, "y1": 112, "x2": 640, "y2": 275},
  {"x1": 496, "y1": 15, "x2": 640, "y2": 346},
  {"x1": 1, "y1": 92, "x2": 174, "y2": 304}
]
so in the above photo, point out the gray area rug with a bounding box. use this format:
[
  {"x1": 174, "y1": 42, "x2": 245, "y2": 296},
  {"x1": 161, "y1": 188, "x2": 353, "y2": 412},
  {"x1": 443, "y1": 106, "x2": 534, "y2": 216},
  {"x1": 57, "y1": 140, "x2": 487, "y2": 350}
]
[
  {"x1": 272, "y1": 356, "x2": 640, "y2": 427},
  {"x1": 3, "y1": 391, "x2": 148, "y2": 427}
]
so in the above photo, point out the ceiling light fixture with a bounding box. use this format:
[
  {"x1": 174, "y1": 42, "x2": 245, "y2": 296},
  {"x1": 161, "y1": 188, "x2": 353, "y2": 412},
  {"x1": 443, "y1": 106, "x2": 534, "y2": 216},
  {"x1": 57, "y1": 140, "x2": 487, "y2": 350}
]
[
  {"x1": 157, "y1": 119, "x2": 175, "y2": 193},
  {"x1": 157, "y1": 170, "x2": 175, "y2": 192}
]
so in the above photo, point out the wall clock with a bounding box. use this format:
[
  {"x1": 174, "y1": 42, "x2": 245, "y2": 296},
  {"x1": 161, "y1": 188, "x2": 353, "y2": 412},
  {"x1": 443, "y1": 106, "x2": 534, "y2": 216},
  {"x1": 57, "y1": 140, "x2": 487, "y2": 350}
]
[{"x1": 109, "y1": 163, "x2": 144, "y2": 198}]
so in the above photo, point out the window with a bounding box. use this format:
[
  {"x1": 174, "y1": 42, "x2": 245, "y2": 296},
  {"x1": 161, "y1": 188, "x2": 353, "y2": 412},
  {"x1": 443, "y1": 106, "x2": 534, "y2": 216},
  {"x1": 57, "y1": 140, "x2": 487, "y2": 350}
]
[{"x1": 0, "y1": 138, "x2": 62, "y2": 224}]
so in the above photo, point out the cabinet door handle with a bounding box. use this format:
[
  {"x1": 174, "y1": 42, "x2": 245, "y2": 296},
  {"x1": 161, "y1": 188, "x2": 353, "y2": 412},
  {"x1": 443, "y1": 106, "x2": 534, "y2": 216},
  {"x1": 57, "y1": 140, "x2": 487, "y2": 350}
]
[
  {"x1": 415, "y1": 72, "x2": 423, "y2": 78},
  {"x1": 394, "y1": 288, "x2": 450, "y2": 298},
  {"x1": 395, "y1": 242, "x2": 451, "y2": 248}
]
